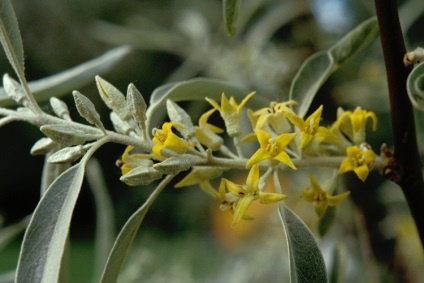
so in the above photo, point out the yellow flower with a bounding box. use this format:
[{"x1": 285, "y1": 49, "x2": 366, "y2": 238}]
[
  {"x1": 224, "y1": 164, "x2": 288, "y2": 225},
  {"x1": 165, "y1": 165, "x2": 224, "y2": 198},
  {"x1": 195, "y1": 109, "x2": 224, "y2": 150},
  {"x1": 205, "y1": 92, "x2": 255, "y2": 137},
  {"x1": 246, "y1": 129, "x2": 296, "y2": 169},
  {"x1": 334, "y1": 107, "x2": 378, "y2": 145},
  {"x1": 118, "y1": 145, "x2": 153, "y2": 175},
  {"x1": 249, "y1": 100, "x2": 297, "y2": 134},
  {"x1": 152, "y1": 122, "x2": 191, "y2": 160},
  {"x1": 284, "y1": 105, "x2": 330, "y2": 149},
  {"x1": 339, "y1": 145, "x2": 376, "y2": 181},
  {"x1": 303, "y1": 174, "x2": 350, "y2": 217}
]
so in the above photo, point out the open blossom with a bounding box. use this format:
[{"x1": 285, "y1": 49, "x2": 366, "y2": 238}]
[
  {"x1": 152, "y1": 122, "x2": 192, "y2": 160},
  {"x1": 205, "y1": 92, "x2": 255, "y2": 137},
  {"x1": 194, "y1": 108, "x2": 224, "y2": 151},
  {"x1": 224, "y1": 164, "x2": 288, "y2": 225},
  {"x1": 118, "y1": 145, "x2": 153, "y2": 175},
  {"x1": 339, "y1": 144, "x2": 376, "y2": 181},
  {"x1": 302, "y1": 174, "x2": 350, "y2": 217},
  {"x1": 249, "y1": 100, "x2": 297, "y2": 134},
  {"x1": 246, "y1": 129, "x2": 296, "y2": 169},
  {"x1": 284, "y1": 105, "x2": 333, "y2": 149},
  {"x1": 333, "y1": 107, "x2": 378, "y2": 144}
]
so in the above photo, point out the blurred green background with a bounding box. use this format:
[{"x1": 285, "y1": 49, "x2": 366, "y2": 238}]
[{"x1": 0, "y1": 0, "x2": 423, "y2": 282}]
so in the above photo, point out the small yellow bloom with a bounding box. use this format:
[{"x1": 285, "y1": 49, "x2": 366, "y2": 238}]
[
  {"x1": 174, "y1": 166, "x2": 223, "y2": 189},
  {"x1": 205, "y1": 92, "x2": 255, "y2": 137},
  {"x1": 284, "y1": 105, "x2": 330, "y2": 149},
  {"x1": 195, "y1": 109, "x2": 224, "y2": 150},
  {"x1": 334, "y1": 107, "x2": 378, "y2": 144},
  {"x1": 249, "y1": 100, "x2": 297, "y2": 134},
  {"x1": 152, "y1": 122, "x2": 191, "y2": 160},
  {"x1": 303, "y1": 174, "x2": 350, "y2": 217},
  {"x1": 118, "y1": 145, "x2": 153, "y2": 175},
  {"x1": 339, "y1": 145, "x2": 376, "y2": 181},
  {"x1": 224, "y1": 164, "x2": 288, "y2": 225},
  {"x1": 246, "y1": 129, "x2": 296, "y2": 169}
]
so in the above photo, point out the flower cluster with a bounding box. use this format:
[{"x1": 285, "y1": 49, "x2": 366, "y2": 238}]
[{"x1": 119, "y1": 91, "x2": 380, "y2": 223}]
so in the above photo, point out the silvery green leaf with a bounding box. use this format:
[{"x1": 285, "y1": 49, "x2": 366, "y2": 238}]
[
  {"x1": 96, "y1": 75, "x2": 131, "y2": 120},
  {"x1": 16, "y1": 139, "x2": 105, "y2": 283},
  {"x1": 166, "y1": 99, "x2": 195, "y2": 139},
  {"x1": 223, "y1": 0, "x2": 240, "y2": 37},
  {"x1": 127, "y1": 83, "x2": 147, "y2": 127},
  {"x1": 0, "y1": 46, "x2": 131, "y2": 107},
  {"x1": 49, "y1": 97, "x2": 70, "y2": 120},
  {"x1": 100, "y1": 175, "x2": 174, "y2": 283},
  {"x1": 30, "y1": 137, "x2": 56, "y2": 155},
  {"x1": 153, "y1": 154, "x2": 204, "y2": 175},
  {"x1": 72, "y1": 91, "x2": 105, "y2": 132},
  {"x1": 2, "y1": 73, "x2": 27, "y2": 105},
  {"x1": 278, "y1": 203, "x2": 328, "y2": 283},
  {"x1": 407, "y1": 61, "x2": 424, "y2": 111},
  {"x1": 120, "y1": 166, "x2": 163, "y2": 186},
  {"x1": 146, "y1": 78, "x2": 268, "y2": 130},
  {"x1": 47, "y1": 144, "x2": 90, "y2": 164},
  {"x1": 290, "y1": 17, "x2": 378, "y2": 118},
  {"x1": 41, "y1": 124, "x2": 102, "y2": 146},
  {"x1": 110, "y1": 112, "x2": 134, "y2": 135},
  {"x1": 0, "y1": 0, "x2": 25, "y2": 88},
  {"x1": 16, "y1": 160, "x2": 87, "y2": 282}
]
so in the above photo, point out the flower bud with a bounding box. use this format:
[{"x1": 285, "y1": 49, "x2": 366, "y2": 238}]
[
  {"x1": 127, "y1": 84, "x2": 147, "y2": 127},
  {"x1": 41, "y1": 124, "x2": 102, "y2": 146},
  {"x1": 166, "y1": 100, "x2": 196, "y2": 140},
  {"x1": 73, "y1": 91, "x2": 106, "y2": 132},
  {"x1": 153, "y1": 154, "x2": 204, "y2": 175},
  {"x1": 50, "y1": 97, "x2": 71, "y2": 120},
  {"x1": 30, "y1": 137, "x2": 57, "y2": 155}
]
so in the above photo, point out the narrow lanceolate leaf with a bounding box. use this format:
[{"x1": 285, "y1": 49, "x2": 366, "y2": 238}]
[
  {"x1": 16, "y1": 161, "x2": 86, "y2": 283},
  {"x1": 407, "y1": 61, "x2": 424, "y2": 111},
  {"x1": 290, "y1": 17, "x2": 378, "y2": 118},
  {"x1": 41, "y1": 124, "x2": 103, "y2": 146},
  {"x1": 278, "y1": 203, "x2": 328, "y2": 283},
  {"x1": 73, "y1": 91, "x2": 105, "y2": 132},
  {"x1": 0, "y1": 46, "x2": 132, "y2": 107},
  {"x1": 100, "y1": 175, "x2": 174, "y2": 283},
  {"x1": 15, "y1": 139, "x2": 107, "y2": 283},
  {"x1": 0, "y1": 0, "x2": 25, "y2": 85},
  {"x1": 223, "y1": 0, "x2": 240, "y2": 37}
]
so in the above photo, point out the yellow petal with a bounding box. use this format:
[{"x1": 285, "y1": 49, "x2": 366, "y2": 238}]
[
  {"x1": 258, "y1": 191, "x2": 288, "y2": 204},
  {"x1": 274, "y1": 151, "x2": 297, "y2": 169},
  {"x1": 327, "y1": 191, "x2": 350, "y2": 206},
  {"x1": 246, "y1": 164, "x2": 260, "y2": 193},
  {"x1": 205, "y1": 97, "x2": 221, "y2": 111},
  {"x1": 255, "y1": 129, "x2": 271, "y2": 149},
  {"x1": 283, "y1": 108, "x2": 305, "y2": 129},
  {"x1": 237, "y1": 91, "x2": 256, "y2": 114},
  {"x1": 302, "y1": 188, "x2": 316, "y2": 202},
  {"x1": 315, "y1": 202, "x2": 328, "y2": 218},
  {"x1": 246, "y1": 148, "x2": 271, "y2": 168},
  {"x1": 354, "y1": 165, "x2": 369, "y2": 182},
  {"x1": 225, "y1": 179, "x2": 245, "y2": 197},
  {"x1": 232, "y1": 196, "x2": 255, "y2": 225}
]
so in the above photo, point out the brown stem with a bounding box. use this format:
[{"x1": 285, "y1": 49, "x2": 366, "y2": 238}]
[{"x1": 374, "y1": 0, "x2": 424, "y2": 247}]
